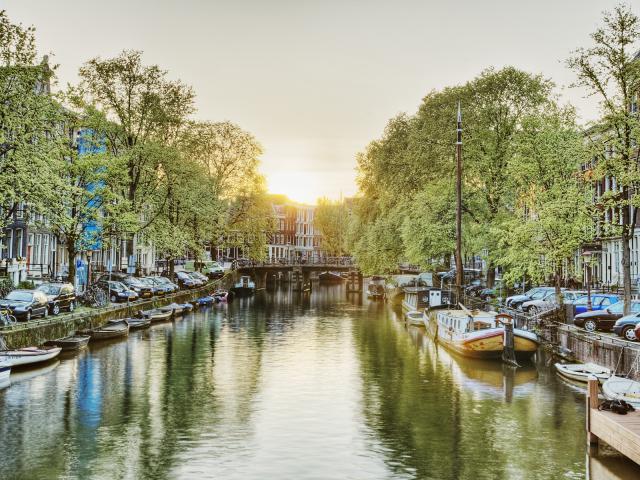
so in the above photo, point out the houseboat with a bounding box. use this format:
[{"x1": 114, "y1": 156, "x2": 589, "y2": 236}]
[
  {"x1": 423, "y1": 307, "x2": 539, "y2": 360},
  {"x1": 232, "y1": 276, "x2": 256, "y2": 296},
  {"x1": 367, "y1": 276, "x2": 386, "y2": 298},
  {"x1": 385, "y1": 275, "x2": 418, "y2": 305},
  {"x1": 402, "y1": 286, "x2": 431, "y2": 311}
]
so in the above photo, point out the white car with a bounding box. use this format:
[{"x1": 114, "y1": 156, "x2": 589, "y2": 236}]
[{"x1": 521, "y1": 289, "x2": 561, "y2": 314}]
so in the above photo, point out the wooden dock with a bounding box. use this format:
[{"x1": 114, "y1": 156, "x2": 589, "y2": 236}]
[{"x1": 587, "y1": 378, "x2": 640, "y2": 466}]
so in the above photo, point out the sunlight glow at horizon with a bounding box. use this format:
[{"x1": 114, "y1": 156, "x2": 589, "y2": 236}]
[{"x1": 265, "y1": 169, "x2": 356, "y2": 205}]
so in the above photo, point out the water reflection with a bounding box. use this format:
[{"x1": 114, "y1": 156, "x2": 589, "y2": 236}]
[{"x1": 0, "y1": 285, "x2": 637, "y2": 479}]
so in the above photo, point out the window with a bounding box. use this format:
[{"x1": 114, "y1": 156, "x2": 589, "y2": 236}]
[
  {"x1": 599, "y1": 298, "x2": 612, "y2": 307},
  {"x1": 15, "y1": 229, "x2": 23, "y2": 257}
]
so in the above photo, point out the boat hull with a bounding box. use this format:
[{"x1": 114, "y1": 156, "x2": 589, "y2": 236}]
[
  {"x1": 232, "y1": 287, "x2": 255, "y2": 296},
  {"x1": 3, "y1": 347, "x2": 62, "y2": 367},
  {"x1": 44, "y1": 335, "x2": 91, "y2": 351},
  {"x1": 602, "y1": 375, "x2": 640, "y2": 408},
  {"x1": 554, "y1": 363, "x2": 610, "y2": 384}
]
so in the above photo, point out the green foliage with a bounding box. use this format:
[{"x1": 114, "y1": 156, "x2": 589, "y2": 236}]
[
  {"x1": 315, "y1": 198, "x2": 349, "y2": 256},
  {"x1": 17, "y1": 280, "x2": 35, "y2": 290},
  {"x1": 0, "y1": 277, "x2": 13, "y2": 297}
]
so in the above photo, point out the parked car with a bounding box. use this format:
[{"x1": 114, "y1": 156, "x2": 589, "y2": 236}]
[
  {"x1": 613, "y1": 313, "x2": 640, "y2": 341},
  {"x1": 521, "y1": 289, "x2": 560, "y2": 314},
  {"x1": 201, "y1": 261, "x2": 225, "y2": 279},
  {"x1": 186, "y1": 272, "x2": 205, "y2": 287},
  {"x1": 0, "y1": 289, "x2": 49, "y2": 321},
  {"x1": 36, "y1": 282, "x2": 76, "y2": 315},
  {"x1": 574, "y1": 300, "x2": 640, "y2": 332},
  {"x1": 563, "y1": 290, "x2": 588, "y2": 304},
  {"x1": 96, "y1": 280, "x2": 139, "y2": 303},
  {"x1": 189, "y1": 271, "x2": 209, "y2": 284},
  {"x1": 146, "y1": 276, "x2": 177, "y2": 295},
  {"x1": 635, "y1": 322, "x2": 640, "y2": 342},
  {"x1": 505, "y1": 287, "x2": 553, "y2": 309},
  {"x1": 573, "y1": 294, "x2": 620, "y2": 314},
  {"x1": 172, "y1": 271, "x2": 198, "y2": 289},
  {"x1": 139, "y1": 277, "x2": 164, "y2": 297},
  {"x1": 96, "y1": 273, "x2": 154, "y2": 299}
]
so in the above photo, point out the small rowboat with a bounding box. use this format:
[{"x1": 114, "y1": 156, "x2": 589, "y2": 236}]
[
  {"x1": 125, "y1": 318, "x2": 151, "y2": 330},
  {"x1": 0, "y1": 357, "x2": 11, "y2": 384},
  {"x1": 160, "y1": 303, "x2": 185, "y2": 316},
  {"x1": 139, "y1": 309, "x2": 172, "y2": 322},
  {"x1": 602, "y1": 375, "x2": 640, "y2": 408},
  {"x1": 2, "y1": 346, "x2": 62, "y2": 367},
  {"x1": 197, "y1": 296, "x2": 214, "y2": 306},
  {"x1": 405, "y1": 310, "x2": 424, "y2": 326},
  {"x1": 180, "y1": 303, "x2": 194, "y2": 312},
  {"x1": 554, "y1": 363, "x2": 611, "y2": 384},
  {"x1": 79, "y1": 319, "x2": 129, "y2": 341},
  {"x1": 44, "y1": 335, "x2": 91, "y2": 351}
]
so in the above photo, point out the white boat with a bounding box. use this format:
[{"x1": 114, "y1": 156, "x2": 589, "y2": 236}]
[
  {"x1": 405, "y1": 310, "x2": 424, "y2": 326},
  {"x1": 2, "y1": 346, "x2": 62, "y2": 367},
  {"x1": 554, "y1": 362, "x2": 611, "y2": 384},
  {"x1": 0, "y1": 357, "x2": 11, "y2": 384},
  {"x1": 602, "y1": 375, "x2": 640, "y2": 408}
]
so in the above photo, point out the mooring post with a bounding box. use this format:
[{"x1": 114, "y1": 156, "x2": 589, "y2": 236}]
[
  {"x1": 501, "y1": 319, "x2": 519, "y2": 367},
  {"x1": 586, "y1": 376, "x2": 599, "y2": 446}
]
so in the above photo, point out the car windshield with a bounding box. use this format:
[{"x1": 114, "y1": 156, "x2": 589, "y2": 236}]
[
  {"x1": 128, "y1": 278, "x2": 144, "y2": 286},
  {"x1": 5, "y1": 291, "x2": 33, "y2": 302},
  {"x1": 524, "y1": 288, "x2": 540, "y2": 296},
  {"x1": 156, "y1": 277, "x2": 170, "y2": 284},
  {"x1": 177, "y1": 272, "x2": 189, "y2": 279},
  {"x1": 530, "y1": 291, "x2": 548, "y2": 300},
  {"x1": 37, "y1": 284, "x2": 61, "y2": 295}
]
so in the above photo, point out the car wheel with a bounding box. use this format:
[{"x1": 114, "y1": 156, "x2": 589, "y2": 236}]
[
  {"x1": 622, "y1": 326, "x2": 637, "y2": 341},
  {"x1": 69, "y1": 301, "x2": 75, "y2": 312},
  {"x1": 529, "y1": 306, "x2": 539, "y2": 315},
  {"x1": 584, "y1": 320, "x2": 597, "y2": 332},
  {"x1": 52, "y1": 303, "x2": 60, "y2": 315},
  {"x1": 110, "y1": 295, "x2": 117, "y2": 303}
]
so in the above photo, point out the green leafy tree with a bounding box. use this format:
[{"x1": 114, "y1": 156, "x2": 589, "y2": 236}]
[
  {"x1": 567, "y1": 3, "x2": 640, "y2": 313},
  {"x1": 315, "y1": 198, "x2": 349, "y2": 257}
]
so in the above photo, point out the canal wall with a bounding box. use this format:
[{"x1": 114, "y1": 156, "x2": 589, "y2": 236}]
[{"x1": 0, "y1": 276, "x2": 233, "y2": 350}]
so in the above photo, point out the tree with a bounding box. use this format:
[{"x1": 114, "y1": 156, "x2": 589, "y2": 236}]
[
  {"x1": 0, "y1": 11, "x2": 62, "y2": 230},
  {"x1": 314, "y1": 198, "x2": 349, "y2": 257},
  {"x1": 498, "y1": 108, "x2": 592, "y2": 298},
  {"x1": 73, "y1": 50, "x2": 195, "y2": 261},
  {"x1": 567, "y1": 3, "x2": 640, "y2": 313}
]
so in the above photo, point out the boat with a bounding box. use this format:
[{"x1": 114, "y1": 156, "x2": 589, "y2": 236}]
[
  {"x1": 213, "y1": 289, "x2": 230, "y2": 302},
  {"x1": 423, "y1": 308, "x2": 539, "y2": 360},
  {"x1": 126, "y1": 318, "x2": 151, "y2": 330},
  {"x1": 138, "y1": 309, "x2": 173, "y2": 322},
  {"x1": 78, "y1": 319, "x2": 129, "y2": 341},
  {"x1": 385, "y1": 275, "x2": 417, "y2": 305},
  {"x1": 602, "y1": 375, "x2": 640, "y2": 408},
  {"x1": 232, "y1": 276, "x2": 255, "y2": 296},
  {"x1": 159, "y1": 303, "x2": 185, "y2": 316},
  {"x1": 367, "y1": 276, "x2": 386, "y2": 298},
  {"x1": 44, "y1": 335, "x2": 91, "y2": 351},
  {"x1": 2, "y1": 346, "x2": 62, "y2": 367},
  {"x1": 405, "y1": 310, "x2": 424, "y2": 326},
  {"x1": 318, "y1": 271, "x2": 345, "y2": 284},
  {"x1": 180, "y1": 303, "x2": 194, "y2": 312},
  {"x1": 554, "y1": 362, "x2": 611, "y2": 384},
  {"x1": 0, "y1": 357, "x2": 10, "y2": 384},
  {"x1": 197, "y1": 296, "x2": 215, "y2": 306},
  {"x1": 402, "y1": 286, "x2": 431, "y2": 311}
]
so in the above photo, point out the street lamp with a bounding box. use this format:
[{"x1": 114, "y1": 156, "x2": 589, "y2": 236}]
[{"x1": 582, "y1": 250, "x2": 593, "y2": 311}]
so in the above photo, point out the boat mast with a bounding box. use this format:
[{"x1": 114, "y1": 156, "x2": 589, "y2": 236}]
[{"x1": 455, "y1": 102, "x2": 463, "y2": 304}]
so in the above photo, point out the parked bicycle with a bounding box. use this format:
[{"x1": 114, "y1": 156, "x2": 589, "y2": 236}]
[
  {"x1": 0, "y1": 308, "x2": 17, "y2": 326},
  {"x1": 80, "y1": 284, "x2": 108, "y2": 308}
]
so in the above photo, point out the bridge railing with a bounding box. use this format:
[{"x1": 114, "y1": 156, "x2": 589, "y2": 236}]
[{"x1": 233, "y1": 257, "x2": 355, "y2": 269}]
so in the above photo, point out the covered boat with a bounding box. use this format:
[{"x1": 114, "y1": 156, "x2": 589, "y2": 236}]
[
  {"x1": 2, "y1": 346, "x2": 62, "y2": 367},
  {"x1": 197, "y1": 296, "x2": 215, "y2": 306},
  {"x1": 213, "y1": 289, "x2": 230, "y2": 302},
  {"x1": 367, "y1": 276, "x2": 385, "y2": 298},
  {"x1": 423, "y1": 308, "x2": 539, "y2": 360},
  {"x1": 79, "y1": 319, "x2": 129, "y2": 341},
  {"x1": 602, "y1": 375, "x2": 640, "y2": 408},
  {"x1": 554, "y1": 362, "x2": 610, "y2": 384},
  {"x1": 44, "y1": 335, "x2": 90, "y2": 351},
  {"x1": 402, "y1": 286, "x2": 431, "y2": 311},
  {"x1": 139, "y1": 309, "x2": 172, "y2": 322},
  {"x1": 405, "y1": 310, "x2": 424, "y2": 326},
  {"x1": 159, "y1": 303, "x2": 185, "y2": 316}
]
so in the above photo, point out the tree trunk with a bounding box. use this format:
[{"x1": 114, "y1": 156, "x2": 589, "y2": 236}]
[
  {"x1": 67, "y1": 242, "x2": 77, "y2": 287},
  {"x1": 486, "y1": 262, "x2": 496, "y2": 288},
  {"x1": 554, "y1": 264, "x2": 563, "y2": 305},
  {"x1": 622, "y1": 187, "x2": 633, "y2": 315}
]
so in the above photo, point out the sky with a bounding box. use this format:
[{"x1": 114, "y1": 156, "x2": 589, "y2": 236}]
[{"x1": 3, "y1": 0, "x2": 623, "y2": 204}]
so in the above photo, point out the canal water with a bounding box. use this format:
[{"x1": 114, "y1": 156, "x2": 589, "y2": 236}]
[{"x1": 1, "y1": 285, "x2": 639, "y2": 480}]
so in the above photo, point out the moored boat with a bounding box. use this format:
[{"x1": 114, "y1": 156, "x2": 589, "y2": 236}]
[
  {"x1": 139, "y1": 309, "x2": 173, "y2": 322},
  {"x1": 405, "y1": 310, "x2": 424, "y2": 326},
  {"x1": 79, "y1": 319, "x2": 129, "y2": 341},
  {"x1": 180, "y1": 303, "x2": 194, "y2": 312},
  {"x1": 2, "y1": 346, "x2": 62, "y2": 367},
  {"x1": 159, "y1": 303, "x2": 185, "y2": 316},
  {"x1": 318, "y1": 271, "x2": 345, "y2": 284},
  {"x1": 213, "y1": 289, "x2": 231, "y2": 302},
  {"x1": 367, "y1": 276, "x2": 385, "y2": 298},
  {"x1": 554, "y1": 362, "x2": 610, "y2": 384},
  {"x1": 232, "y1": 276, "x2": 255, "y2": 296},
  {"x1": 44, "y1": 335, "x2": 91, "y2": 351},
  {"x1": 125, "y1": 318, "x2": 151, "y2": 330},
  {"x1": 602, "y1": 375, "x2": 640, "y2": 408},
  {"x1": 0, "y1": 357, "x2": 11, "y2": 384},
  {"x1": 385, "y1": 275, "x2": 417, "y2": 306},
  {"x1": 402, "y1": 286, "x2": 431, "y2": 311},
  {"x1": 423, "y1": 308, "x2": 539, "y2": 360},
  {"x1": 197, "y1": 296, "x2": 215, "y2": 306}
]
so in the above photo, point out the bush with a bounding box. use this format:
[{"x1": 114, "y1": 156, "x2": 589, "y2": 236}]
[
  {"x1": 17, "y1": 280, "x2": 35, "y2": 290},
  {"x1": 0, "y1": 277, "x2": 12, "y2": 297}
]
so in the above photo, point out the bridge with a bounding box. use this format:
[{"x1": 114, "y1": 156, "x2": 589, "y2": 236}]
[{"x1": 234, "y1": 258, "x2": 363, "y2": 292}]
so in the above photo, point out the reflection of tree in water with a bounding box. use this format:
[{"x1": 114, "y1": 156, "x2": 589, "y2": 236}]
[{"x1": 352, "y1": 308, "x2": 587, "y2": 479}]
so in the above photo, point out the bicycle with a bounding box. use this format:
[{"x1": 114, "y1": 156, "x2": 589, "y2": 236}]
[
  {"x1": 0, "y1": 309, "x2": 17, "y2": 326},
  {"x1": 80, "y1": 285, "x2": 109, "y2": 308}
]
